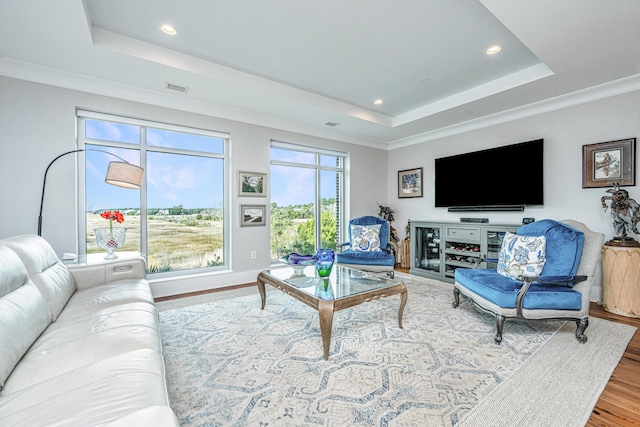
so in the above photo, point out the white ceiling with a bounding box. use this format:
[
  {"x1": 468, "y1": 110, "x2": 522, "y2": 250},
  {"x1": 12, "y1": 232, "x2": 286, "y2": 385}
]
[{"x1": 1, "y1": 0, "x2": 639, "y2": 149}]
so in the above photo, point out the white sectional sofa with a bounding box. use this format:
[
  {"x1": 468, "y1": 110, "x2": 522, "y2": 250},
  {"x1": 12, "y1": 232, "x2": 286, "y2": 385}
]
[{"x1": 0, "y1": 234, "x2": 178, "y2": 426}]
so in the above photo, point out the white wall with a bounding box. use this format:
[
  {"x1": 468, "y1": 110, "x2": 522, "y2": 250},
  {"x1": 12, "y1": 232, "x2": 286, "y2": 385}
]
[
  {"x1": 0, "y1": 76, "x2": 389, "y2": 297},
  {"x1": 388, "y1": 89, "x2": 640, "y2": 301}
]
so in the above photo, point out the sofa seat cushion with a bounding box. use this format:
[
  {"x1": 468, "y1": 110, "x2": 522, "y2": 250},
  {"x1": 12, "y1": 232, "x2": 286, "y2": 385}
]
[
  {"x1": 455, "y1": 268, "x2": 582, "y2": 310},
  {"x1": 0, "y1": 349, "x2": 176, "y2": 427},
  {"x1": 336, "y1": 250, "x2": 395, "y2": 266},
  {"x1": 3, "y1": 307, "x2": 162, "y2": 393},
  {"x1": 55, "y1": 279, "x2": 154, "y2": 323}
]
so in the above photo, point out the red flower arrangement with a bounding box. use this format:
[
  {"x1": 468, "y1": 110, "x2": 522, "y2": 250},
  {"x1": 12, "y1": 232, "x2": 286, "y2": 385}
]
[{"x1": 101, "y1": 210, "x2": 125, "y2": 234}]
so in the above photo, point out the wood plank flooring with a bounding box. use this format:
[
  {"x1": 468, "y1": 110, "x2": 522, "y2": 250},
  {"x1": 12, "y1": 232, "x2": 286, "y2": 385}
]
[{"x1": 155, "y1": 267, "x2": 640, "y2": 426}]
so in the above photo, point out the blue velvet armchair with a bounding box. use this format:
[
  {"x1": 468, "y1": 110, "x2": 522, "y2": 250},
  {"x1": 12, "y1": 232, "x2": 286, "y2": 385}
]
[
  {"x1": 336, "y1": 216, "x2": 396, "y2": 278},
  {"x1": 453, "y1": 219, "x2": 604, "y2": 344}
]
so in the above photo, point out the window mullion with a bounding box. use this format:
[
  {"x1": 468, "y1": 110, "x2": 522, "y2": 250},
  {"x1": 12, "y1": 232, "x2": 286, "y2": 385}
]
[
  {"x1": 315, "y1": 154, "x2": 322, "y2": 249},
  {"x1": 140, "y1": 128, "x2": 148, "y2": 263}
]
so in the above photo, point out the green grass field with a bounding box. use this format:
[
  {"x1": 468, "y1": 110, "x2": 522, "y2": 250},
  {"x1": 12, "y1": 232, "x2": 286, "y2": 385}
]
[{"x1": 87, "y1": 213, "x2": 223, "y2": 272}]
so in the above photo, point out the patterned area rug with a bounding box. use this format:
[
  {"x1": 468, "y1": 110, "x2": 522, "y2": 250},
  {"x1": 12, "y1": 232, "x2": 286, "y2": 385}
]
[{"x1": 158, "y1": 273, "x2": 633, "y2": 426}]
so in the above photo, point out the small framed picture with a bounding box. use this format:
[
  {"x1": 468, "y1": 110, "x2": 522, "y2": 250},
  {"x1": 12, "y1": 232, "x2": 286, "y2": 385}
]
[
  {"x1": 583, "y1": 138, "x2": 636, "y2": 188},
  {"x1": 398, "y1": 167, "x2": 423, "y2": 198},
  {"x1": 240, "y1": 205, "x2": 266, "y2": 226},
  {"x1": 238, "y1": 171, "x2": 267, "y2": 197}
]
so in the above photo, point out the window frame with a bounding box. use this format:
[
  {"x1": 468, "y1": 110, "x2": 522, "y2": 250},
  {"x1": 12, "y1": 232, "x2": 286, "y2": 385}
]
[
  {"x1": 269, "y1": 140, "x2": 348, "y2": 260},
  {"x1": 76, "y1": 109, "x2": 230, "y2": 276}
]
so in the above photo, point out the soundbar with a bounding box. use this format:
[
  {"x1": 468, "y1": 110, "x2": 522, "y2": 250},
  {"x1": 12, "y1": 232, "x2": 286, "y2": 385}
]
[
  {"x1": 448, "y1": 205, "x2": 525, "y2": 213},
  {"x1": 460, "y1": 218, "x2": 489, "y2": 223}
]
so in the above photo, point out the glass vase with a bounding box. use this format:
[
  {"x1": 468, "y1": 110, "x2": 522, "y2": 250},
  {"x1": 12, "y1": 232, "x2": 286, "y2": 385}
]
[
  {"x1": 314, "y1": 248, "x2": 335, "y2": 277},
  {"x1": 94, "y1": 228, "x2": 127, "y2": 259}
]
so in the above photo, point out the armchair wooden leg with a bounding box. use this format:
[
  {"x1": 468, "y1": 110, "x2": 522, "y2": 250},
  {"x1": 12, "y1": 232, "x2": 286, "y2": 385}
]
[
  {"x1": 452, "y1": 287, "x2": 460, "y2": 308},
  {"x1": 495, "y1": 315, "x2": 505, "y2": 344},
  {"x1": 575, "y1": 318, "x2": 589, "y2": 344}
]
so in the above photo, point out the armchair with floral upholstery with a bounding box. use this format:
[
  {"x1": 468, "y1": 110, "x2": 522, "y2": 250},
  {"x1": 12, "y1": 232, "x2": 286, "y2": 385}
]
[
  {"x1": 336, "y1": 216, "x2": 396, "y2": 278},
  {"x1": 453, "y1": 219, "x2": 604, "y2": 344}
]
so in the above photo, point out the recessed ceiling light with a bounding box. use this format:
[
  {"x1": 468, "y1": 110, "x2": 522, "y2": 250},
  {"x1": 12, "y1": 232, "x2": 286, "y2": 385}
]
[
  {"x1": 486, "y1": 45, "x2": 501, "y2": 55},
  {"x1": 374, "y1": 99, "x2": 384, "y2": 105},
  {"x1": 161, "y1": 24, "x2": 177, "y2": 35}
]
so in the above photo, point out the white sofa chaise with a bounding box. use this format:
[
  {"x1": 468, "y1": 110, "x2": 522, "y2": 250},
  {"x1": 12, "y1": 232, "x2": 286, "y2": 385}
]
[{"x1": 0, "y1": 234, "x2": 178, "y2": 426}]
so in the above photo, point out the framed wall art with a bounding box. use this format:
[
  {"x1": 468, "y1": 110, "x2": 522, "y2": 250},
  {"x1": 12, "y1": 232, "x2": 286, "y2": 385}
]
[
  {"x1": 582, "y1": 138, "x2": 636, "y2": 188},
  {"x1": 398, "y1": 167, "x2": 423, "y2": 198},
  {"x1": 238, "y1": 171, "x2": 267, "y2": 197},
  {"x1": 240, "y1": 205, "x2": 266, "y2": 226}
]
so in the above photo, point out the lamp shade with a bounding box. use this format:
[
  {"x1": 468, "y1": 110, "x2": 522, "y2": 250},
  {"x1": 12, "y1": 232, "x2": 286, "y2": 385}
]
[{"x1": 105, "y1": 161, "x2": 144, "y2": 189}]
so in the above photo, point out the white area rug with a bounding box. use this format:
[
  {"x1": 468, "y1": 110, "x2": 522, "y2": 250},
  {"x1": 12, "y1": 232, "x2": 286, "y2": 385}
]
[{"x1": 158, "y1": 273, "x2": 636, "y2": 426}]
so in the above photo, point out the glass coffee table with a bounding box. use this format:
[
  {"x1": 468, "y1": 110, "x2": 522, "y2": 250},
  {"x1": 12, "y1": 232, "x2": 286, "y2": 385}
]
[{"x1": 257, "y1": 265, "x2": 408, "y2": 360}]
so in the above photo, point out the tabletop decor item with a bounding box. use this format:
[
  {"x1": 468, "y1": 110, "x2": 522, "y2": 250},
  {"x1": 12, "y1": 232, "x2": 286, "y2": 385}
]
[
  {"x1": 280, "y1": 253, "x2": 315, "y2": 274},
  {"x1": 314, "y1": 248, "x2": 335, "y2": 277},
  {"x1": 601, "y1": 182, "x2": 640, "y2": 247},
  {"x1": 94, "y1": 210, "x2": 127, "y2": 259}
]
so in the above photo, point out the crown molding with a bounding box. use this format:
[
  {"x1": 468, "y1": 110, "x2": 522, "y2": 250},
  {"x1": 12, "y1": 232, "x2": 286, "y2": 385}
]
[{"x1": 388, "y1": 73, "x2": 640, "y2": 150}]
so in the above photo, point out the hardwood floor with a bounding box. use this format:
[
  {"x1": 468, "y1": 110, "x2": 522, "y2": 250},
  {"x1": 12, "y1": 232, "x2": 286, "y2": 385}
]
[
  {"x1": 155, "y1": 267, "x2": 640, "y2": 426},
  {"x1": 586, "y1": 303, "x2": 640, "y2": 427}
]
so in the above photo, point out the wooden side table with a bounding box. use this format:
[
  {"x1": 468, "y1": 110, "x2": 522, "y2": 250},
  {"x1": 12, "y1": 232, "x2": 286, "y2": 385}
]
[
  {"x1": 401, "y1": 238, "x2": 411, "y2": 269},
  {"x1": 602, "y1": 243, "x2": 640, "y2": 318}
]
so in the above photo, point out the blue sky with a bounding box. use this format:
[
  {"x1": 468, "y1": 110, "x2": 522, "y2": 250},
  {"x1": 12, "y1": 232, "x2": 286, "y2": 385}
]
[
  {"x1": 85, "y1": 120, "x2": 224, "y2": 211},
  {"x1": 86, "y1": 119, "x2": 337, "y2": 210}
]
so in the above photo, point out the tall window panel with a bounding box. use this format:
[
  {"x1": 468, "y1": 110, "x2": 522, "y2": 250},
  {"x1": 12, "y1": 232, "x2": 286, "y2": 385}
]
[
  {"x1": 78, "y1": 111, "x2": 228, "y2": 275},
  {"x1": 269, "y1": 142, "x2": 346, "y2": 260}
]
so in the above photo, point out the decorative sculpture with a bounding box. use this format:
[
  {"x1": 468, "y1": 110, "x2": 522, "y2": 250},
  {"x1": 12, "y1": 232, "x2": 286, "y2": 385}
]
[{"x1": 601, "y1": 182, "x2": 640, "y2": 245}]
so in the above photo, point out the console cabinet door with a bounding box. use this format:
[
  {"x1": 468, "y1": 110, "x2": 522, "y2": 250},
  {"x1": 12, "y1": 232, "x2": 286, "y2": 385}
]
[{"x1": 410, "y1": 223, "x2": 444, "y2": 279}]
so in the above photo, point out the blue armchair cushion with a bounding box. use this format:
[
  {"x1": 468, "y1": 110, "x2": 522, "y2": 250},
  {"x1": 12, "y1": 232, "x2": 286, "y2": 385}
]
[
  {"x1": 455, "y1": 268, "x2": 582, "y2": 310},
  {"x1": 517, "y1": 219, "x2": 584, "y2": 281},
  {"x1": 336, "y1": 249, "x2": 395, "y2": 267},
  {"x1": 497, "y1": 232, "x2": 546, "y2": 279},
  {"x1": 347, "y1": 216, "x2": 390, "y2": 249},
  {"x1": 350, "y1": 224, "x2": 382, "y2": 252}
]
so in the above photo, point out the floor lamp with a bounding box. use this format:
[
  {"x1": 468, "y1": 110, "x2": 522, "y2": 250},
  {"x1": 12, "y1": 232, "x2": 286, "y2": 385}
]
[{"x1": 37, "y1": 149, "x2": 144, "y2": 236}]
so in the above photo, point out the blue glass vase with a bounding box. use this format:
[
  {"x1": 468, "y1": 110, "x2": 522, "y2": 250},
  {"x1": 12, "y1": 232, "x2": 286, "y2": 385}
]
[{"x1": 314, "y1": 249, "x2": 335, "y2": 277}]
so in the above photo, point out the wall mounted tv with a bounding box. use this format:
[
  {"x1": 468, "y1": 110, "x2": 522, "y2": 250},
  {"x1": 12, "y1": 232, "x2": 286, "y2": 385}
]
[{"x1": 434, "y1": 139, "x2": 543, "y2": 211}]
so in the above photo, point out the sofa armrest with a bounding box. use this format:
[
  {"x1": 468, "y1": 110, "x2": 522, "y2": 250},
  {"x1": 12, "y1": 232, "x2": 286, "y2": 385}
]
[{"x1": 67, "y1": 257, "x2": 147, "y2": 290}]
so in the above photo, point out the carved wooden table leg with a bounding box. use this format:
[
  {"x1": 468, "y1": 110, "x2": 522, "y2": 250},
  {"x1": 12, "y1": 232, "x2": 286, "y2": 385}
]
[
  {"x1": 257, "y1": 279, "x2": 266, "y2": 310},
  {"x1": 318, "y1": 300, "x2": 335, "y2": 360},
  {"x1": 398, "y1": 285, "x2": 408, "y2": 329}
]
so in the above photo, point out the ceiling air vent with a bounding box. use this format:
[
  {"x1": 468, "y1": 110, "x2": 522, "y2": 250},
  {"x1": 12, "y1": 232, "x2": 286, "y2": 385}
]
[
  {"x1": 165, "y1": 82, "x2": 189, "y2": 93},
  {"x1": 324, "y1": 121, "x2": 340, "y2": 127}
]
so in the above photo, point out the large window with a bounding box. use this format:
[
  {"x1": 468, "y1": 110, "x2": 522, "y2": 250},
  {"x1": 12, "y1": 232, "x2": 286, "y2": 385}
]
[
  {"x1": 78, "y1": 111, "x2": 228, "y2": 275},
  {"x1": 269, "y1": 142, "x2": 346, "y2": 260}
]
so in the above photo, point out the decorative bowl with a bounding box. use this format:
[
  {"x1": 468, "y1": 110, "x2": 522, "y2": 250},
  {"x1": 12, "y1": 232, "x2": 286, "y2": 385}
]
[{"x1": 280, "y1": 253, "x2": 315, "y2": 274}]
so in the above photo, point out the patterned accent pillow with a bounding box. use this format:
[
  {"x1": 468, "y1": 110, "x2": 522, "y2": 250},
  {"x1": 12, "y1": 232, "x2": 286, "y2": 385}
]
[
  {"x1": 350, "y1": 224, "x2": 382, "y2": 252},
  {"x1": 497, "y1": 232, "x2": 547, "y2": 279}
]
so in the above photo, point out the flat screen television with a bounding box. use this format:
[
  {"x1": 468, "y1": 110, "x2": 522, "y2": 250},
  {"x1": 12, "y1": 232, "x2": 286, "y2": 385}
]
[{"x1": 434, "y1": 139, "x2": 543, "y2": 210}]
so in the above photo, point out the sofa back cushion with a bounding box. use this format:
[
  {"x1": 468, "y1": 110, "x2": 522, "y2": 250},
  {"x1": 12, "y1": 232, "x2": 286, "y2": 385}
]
[
  {"x1": 2, "y1": 235, "x2": 77, "y2": 321},
  {"x1": 0, "y1": 246, "x2": 52, "y2": 391},
  {"x1": 517, "y1": 219, "x2": 584, "y2": 278}
]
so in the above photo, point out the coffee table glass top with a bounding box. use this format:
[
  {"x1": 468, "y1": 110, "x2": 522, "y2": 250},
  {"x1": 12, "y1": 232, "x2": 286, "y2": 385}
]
[{"x1": 262, "y1": 265, "x2": 402, "y2": 300}]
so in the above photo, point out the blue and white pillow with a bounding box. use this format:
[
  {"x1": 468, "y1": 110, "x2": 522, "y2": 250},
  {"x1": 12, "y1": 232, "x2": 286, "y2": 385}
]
[
  {"x1": 497, "y1": 232, "x2": 546, "y2": 279},
  {"x1": 350, "y1": 224, "x2": 382, "y2": 252}
]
